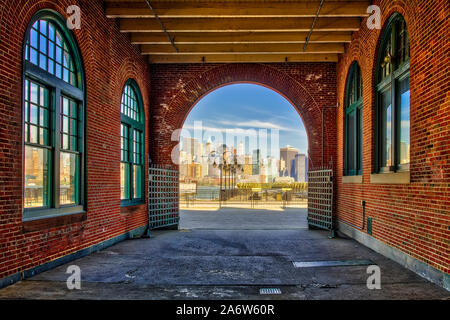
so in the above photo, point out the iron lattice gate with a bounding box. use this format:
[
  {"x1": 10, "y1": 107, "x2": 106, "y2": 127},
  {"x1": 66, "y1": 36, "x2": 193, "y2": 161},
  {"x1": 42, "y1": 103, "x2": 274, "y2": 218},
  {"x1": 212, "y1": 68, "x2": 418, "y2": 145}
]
[
  {"x1": 148, "y1": 163, "x2": 179, "y2": 229},
  {"x1": 307, "y1": 166, "x2": 334, "y2": 236}
]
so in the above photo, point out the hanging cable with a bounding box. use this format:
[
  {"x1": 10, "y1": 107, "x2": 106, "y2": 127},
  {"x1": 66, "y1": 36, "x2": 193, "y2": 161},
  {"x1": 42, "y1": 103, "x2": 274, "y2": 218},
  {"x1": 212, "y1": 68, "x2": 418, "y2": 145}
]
[
  {"x1": 303, "y1": 0, "x2": 325, "y2": 52},
  {"x1": 144, "y1": 0, "x2": 178, "y2": 53}
]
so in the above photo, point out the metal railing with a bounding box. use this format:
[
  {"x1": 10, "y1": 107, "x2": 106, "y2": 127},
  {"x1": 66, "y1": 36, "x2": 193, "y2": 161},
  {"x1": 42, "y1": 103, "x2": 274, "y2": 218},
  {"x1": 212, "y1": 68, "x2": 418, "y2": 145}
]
[{"x1": 180, "y1": 187, "x2": 307, "y2": 209}]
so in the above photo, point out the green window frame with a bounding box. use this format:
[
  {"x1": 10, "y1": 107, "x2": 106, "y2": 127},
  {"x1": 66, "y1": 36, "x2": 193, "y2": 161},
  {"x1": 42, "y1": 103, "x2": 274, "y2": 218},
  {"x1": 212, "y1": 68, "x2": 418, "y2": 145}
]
[
  {"x1": 120, "y1": 80, "x2": 145, "y2": 206},
  {"x1": 23, "y1": 10, "x2": 85, "y2": 221},
  {"x1": 375, "y1": 13, "x2": 410, "y2": 173},
  {"x1": 344, "y1": 62, "x2": 363, "y2": 176}
]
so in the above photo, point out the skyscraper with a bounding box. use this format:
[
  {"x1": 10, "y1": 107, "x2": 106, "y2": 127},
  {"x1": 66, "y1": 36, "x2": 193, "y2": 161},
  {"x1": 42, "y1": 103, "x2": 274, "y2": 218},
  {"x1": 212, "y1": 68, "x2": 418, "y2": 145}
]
[
  {"x1": 238, "y1": 141, "x2": 244, "y2": 156},
  {"x1": 280, "y1": 145, "x2": 299, "y2": 178},
  {"x1": 252, "y1": 149, "x2": 260, "y2": 175},
  {"x1": 294, "y1": 153, "x2": 307, "y2": 182},
  {"x1": 181, "y1": 137, "x2": 201, "y2": 162}
]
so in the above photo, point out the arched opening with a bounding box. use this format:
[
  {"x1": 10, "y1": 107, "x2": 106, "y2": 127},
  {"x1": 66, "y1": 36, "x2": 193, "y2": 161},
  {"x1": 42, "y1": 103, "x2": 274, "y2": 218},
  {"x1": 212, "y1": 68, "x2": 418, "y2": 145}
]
[
  {"x1": 176, "y1": 83, "x2": 309, "y2": 230},
  {"x1": 148, "y1": 63, "x2": 336, "y2": 232}
]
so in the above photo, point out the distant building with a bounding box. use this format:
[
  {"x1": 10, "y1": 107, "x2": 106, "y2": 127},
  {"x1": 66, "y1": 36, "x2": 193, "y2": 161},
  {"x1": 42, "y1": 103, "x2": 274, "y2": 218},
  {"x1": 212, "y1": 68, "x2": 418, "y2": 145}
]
[
  {"x1": 280, "y1": 145, "x2": 299, "y2": 178},
  {"x1": 181, "y1": 137, "x2": 202, "y2": 162},
  {"x1": 238, "y1": 141, "x2": 244, "y2": 156},
  {"x1": 252, "y1": 149, "x2": 260, "y2": 175},
  {"x1": 294, "y1": 154, "x2": 307, "y2": 182},
  {"x1": 182, "y1": 163, "x2": 202, "y2": 180},
  {"x1": 208, "y1": 163, "x2": 220, "y2": 177},
  {"x1": 264, "y1": 157, "x2": 279, "y2": 183},
  {"x1": 205, "y1": 140, "x2": 214, "y2": 155},
  {"x1": 243, "y1": 155, "x2": 253, "y2": 176},
  {"x1": 279, "y1": 158, "x2": 285, "y2": 171}
]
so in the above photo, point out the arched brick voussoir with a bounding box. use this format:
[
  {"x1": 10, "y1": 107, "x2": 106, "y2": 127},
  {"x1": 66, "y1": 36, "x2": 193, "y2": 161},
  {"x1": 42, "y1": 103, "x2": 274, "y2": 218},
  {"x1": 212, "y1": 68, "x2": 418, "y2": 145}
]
[{"x1": 150, "y1": 63, "x2": 337, "y2": 169}]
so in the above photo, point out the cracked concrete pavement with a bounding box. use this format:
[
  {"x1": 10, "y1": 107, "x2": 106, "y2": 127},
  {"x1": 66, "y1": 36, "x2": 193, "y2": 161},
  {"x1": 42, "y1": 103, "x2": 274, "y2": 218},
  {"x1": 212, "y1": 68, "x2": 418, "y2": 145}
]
[{"x1": 0, "y1": 208, "x2": 448, "y2": 300}]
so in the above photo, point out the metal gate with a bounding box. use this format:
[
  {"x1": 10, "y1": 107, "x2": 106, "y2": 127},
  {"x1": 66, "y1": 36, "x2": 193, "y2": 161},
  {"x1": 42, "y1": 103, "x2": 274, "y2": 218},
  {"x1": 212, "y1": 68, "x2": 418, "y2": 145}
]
[
  {"x1": 307, "y1": 165, "x2": 334, "y2": 237},
  {"x1": 148, "y1": 163, "x2": 179, "y2": 229}
]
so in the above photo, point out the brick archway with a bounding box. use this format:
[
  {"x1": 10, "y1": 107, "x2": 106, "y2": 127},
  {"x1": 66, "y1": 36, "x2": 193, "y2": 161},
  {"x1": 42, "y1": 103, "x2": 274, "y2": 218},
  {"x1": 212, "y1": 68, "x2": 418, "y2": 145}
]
[{"x1": 149, "y1": 63, "x2": 337, "y2": 169}]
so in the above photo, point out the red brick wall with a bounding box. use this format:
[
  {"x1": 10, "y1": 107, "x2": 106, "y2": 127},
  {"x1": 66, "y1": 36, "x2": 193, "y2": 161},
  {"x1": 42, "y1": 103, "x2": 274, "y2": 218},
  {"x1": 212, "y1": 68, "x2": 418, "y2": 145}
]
[
  {"x1": 336, "y1": 0, "x2": 449, "y2": 273},
  {"x1": 0, "y1": 0, "x2": 150, "y2": 280},
  {"x1": 149, "y1": 63, "x2": 337, "y2": 169},
  {"x1": 1, "y1": 0, "x2": 447, "y2": 284}
]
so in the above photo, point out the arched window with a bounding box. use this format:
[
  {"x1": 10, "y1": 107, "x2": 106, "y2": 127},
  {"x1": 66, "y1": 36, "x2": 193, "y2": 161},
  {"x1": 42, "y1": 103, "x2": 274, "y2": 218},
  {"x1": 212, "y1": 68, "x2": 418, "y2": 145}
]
[
  {"x1": 120, "y1": 80, "x2": 145, "y2": 205},
  {"x1": 23, "y1": 11, "x2": 84, "y2": 219},
  {"x1": 376, "y1": 13, "x2": 410, "y2": 172},
  {"x1": 344, "y1": 62, "x2": 363, "y2": 176}
]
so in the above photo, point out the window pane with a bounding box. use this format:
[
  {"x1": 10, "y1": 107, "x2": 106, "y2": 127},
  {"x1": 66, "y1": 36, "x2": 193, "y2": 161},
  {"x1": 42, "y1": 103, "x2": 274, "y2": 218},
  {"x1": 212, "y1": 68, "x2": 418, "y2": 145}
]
[
  {"x1": 61, "y1": 96, "x2": 80, "y2": 151},
  {"x1": 30, "y1": 28, "x2": 38, "y2": 48},
  {"x1": 120, "y1": 84, "x2": 141, "y2": 122},
  {"x1": 121, "y1": 123, "x2": 129, "y2": 162},
  {"x1": 29, "y1": 125, "x2": 38, "y2": 144},
  {"x1": 25, "y1": 19, "x2": 77, "y2": 87},
  {"x1": 358, "y1": 108, "x2": 363, "y2": 172},
  {"x1": 133, "y1": 165, "x2": 142, "y2": 199},
  {"x1": 30, "y1": 104, "x2": 38, "y2": 125},
  {"x1": 24, "y1": 146, "x2": 49, "y2": 208},
  {"x1": 381, "y1": 90, "x2": 392, "y2": 167},
  {"x1": 25, "y1": 80, "x2": 50, "y2": 147},
  {"x1": 121, "y1": 162, "x2": 130, "y2": 200},
  {"x1": 133, "y1": 129, "x2": 142, "y2": 165},
  {"x1": 347, "y1": 112, "x2": 356, "y2": 172},
  {"x1": 397, "y1": 19, "x2": 410, "y2": 65},
  {"x1": 60, "y1": 152, "x2": 79, "y2": 205},
  {"x1": 399, "y1": 77, "x2": 410, "y2": 165}
]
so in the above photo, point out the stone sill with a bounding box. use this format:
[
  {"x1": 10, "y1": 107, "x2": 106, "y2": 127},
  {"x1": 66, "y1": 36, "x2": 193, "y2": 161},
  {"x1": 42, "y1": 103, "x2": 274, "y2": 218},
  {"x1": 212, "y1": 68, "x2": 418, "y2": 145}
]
[
  {"x1": 342, "y1": 175, "x2": 363, "y2": 184},
  {"x1": 370, "y1": 171, "x2": 410, "y2": 184},
  {"x1": 23, "y1": 212, "x2": 87, "y2": 233}
]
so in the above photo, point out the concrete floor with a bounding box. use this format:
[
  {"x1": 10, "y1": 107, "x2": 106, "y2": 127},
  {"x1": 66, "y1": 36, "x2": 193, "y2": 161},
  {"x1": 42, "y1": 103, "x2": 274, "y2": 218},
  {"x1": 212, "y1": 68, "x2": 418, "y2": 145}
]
[
  {"x1": 0, "y1": 208, "x2": 448, "y2": 300},
  {"x1": 179, "y1": 207, "x2": 308, "y2": 230}
]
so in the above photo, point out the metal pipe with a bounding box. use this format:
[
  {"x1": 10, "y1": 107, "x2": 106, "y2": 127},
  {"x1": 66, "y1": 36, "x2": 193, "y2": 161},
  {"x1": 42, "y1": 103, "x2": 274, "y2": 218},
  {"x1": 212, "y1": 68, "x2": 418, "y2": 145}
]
[
  {"x1": 303, "y1": 0, "x2": 325, "y2": 52},
  {"x1": 338, "y1": 201, "x2": 366, "y2": 230},
  {"x1": 144, "y1": 0, "x2": 178, "y2": 53}
]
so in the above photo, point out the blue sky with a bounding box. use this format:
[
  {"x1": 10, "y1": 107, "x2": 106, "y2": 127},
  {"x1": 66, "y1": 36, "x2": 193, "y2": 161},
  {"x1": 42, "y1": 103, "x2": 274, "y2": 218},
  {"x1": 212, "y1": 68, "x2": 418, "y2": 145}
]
[{"x1": 181, "y1": 84, "x2": 308, "y2": 158}]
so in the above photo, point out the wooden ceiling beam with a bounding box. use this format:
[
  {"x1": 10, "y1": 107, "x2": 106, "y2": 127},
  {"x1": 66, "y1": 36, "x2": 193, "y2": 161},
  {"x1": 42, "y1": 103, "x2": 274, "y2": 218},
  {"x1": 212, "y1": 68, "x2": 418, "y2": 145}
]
[
  {"x1": 119, "y1": 17, "x2": 361, "y2": 32},
  {"x1": 147, "y1": 53, "x2": 339, "y2": 63},
  {"x1": 140, "y1": 43, "x2": 345, "y2": 54},
  {"x1": 130, "y1": 31, "x2": 353, "y2": 44},
  {"x1": 105, "y1": 1, "x2": 370, "y2": 18}
]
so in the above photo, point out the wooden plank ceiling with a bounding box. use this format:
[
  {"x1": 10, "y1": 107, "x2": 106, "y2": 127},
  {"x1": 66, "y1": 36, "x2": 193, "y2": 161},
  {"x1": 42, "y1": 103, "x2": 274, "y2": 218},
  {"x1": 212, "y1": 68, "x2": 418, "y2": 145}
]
[{"x1": 104, "y1": 0, "x2": 368, "y2": 63}]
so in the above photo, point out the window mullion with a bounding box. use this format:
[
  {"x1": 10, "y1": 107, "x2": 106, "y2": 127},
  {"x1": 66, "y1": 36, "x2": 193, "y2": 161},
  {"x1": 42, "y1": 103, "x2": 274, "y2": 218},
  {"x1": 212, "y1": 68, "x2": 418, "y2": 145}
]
[
  {"x1": 344, "y1": 113, "x2": 348, "y2": 175},
  {"x1": 54, "y1": 88, "x2": 61, "y2": 208},
  {"x1": 354, "y1": 106, "x2": 358, "y2": 174},
  {"x1": 358, "y1": 103, "x2": 364, "y2": 175},
  {"x1": 377, "y1": 87, "x2": 384, "y2": 171},
  {"x1": 128, "y1": 126, "x2": 134, "y2": 200},
  {"x1": 391, "y1": 78, "x2": 397, "y2": 171}
]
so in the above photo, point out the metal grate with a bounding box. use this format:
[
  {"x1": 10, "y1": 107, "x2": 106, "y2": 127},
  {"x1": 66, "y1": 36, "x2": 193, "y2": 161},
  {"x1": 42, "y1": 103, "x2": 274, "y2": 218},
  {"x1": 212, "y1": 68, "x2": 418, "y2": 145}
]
[
  {"x1": 148, "y1": 162, "x2": 179, "y2": 229},
  {"x1": 259, "y1": 288, "x2": 282, "y2": 295},
  {"x1": 293, "y1": 259, "x2": 374, "y2": 268},
  {"x1": 307, "y1": 166, "x2": 334, "y2": 233}
]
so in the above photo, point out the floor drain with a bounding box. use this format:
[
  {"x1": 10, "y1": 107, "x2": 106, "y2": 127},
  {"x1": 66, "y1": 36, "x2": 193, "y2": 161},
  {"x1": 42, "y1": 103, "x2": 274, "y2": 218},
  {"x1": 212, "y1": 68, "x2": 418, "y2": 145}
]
[
  {"x1": 259, "y1": 288, "x2": 282, "y2": 295},
  {"x1": 293, "y1": 259, "x2": 374, "y2": 268}
]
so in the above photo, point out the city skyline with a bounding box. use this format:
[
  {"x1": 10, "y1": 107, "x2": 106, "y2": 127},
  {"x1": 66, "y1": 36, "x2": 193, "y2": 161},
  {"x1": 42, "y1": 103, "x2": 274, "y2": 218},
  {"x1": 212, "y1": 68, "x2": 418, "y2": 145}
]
[
  {"x1": 180, "y1": 83, "x2": 308, "y2": 158},
  {"x1": 179, "y1": 137, "x2": 307, "y2": 184}
]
